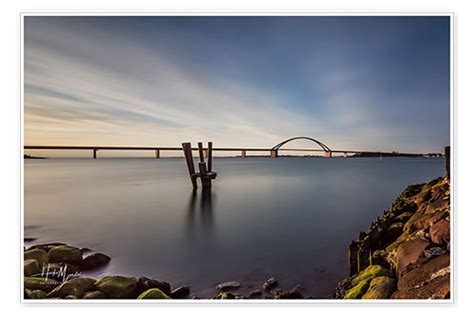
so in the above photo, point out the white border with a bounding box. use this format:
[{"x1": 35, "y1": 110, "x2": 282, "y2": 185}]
[{"x1": 20, "y1": 12, "x2": 455, "y2": 305}]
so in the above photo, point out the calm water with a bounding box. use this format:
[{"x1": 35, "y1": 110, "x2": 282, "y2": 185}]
[{"x1": 24, "y1": 157, "x2": 444, "y2": 298}]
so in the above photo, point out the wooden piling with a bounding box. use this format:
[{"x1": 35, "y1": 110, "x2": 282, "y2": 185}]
[
  {"x1": 198, "y1": 142, "x2": 205, "y2": 163},
  {"x1": 198, "y1": 162, "x2": 211, "y2": 189},
  {"x1": 182, "y1": 142, "x2": 197, "y2": 190},
  {"x1": 445, "y1": 146, "x2": 450, "y2": 180},
  {"x1": 207, "y1": 142, "x2": 213, "y2": 172}
]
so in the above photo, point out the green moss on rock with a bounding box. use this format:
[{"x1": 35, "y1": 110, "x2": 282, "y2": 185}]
[
  {"x1": 48, "y1": 245, "x2": 83, "y2": 265},
  {"x1": 24, "y1": 249, "x2": 49, "y2": 267},
  {"x1": 24, "y1": 289, "x2": 47, "y2": 299},
  {"x1": 351, "y1": 265, "x2": 391, "y2": 287},
  {"x1": 344, "y1": 280, "x2": 370, "y2": 299},
  {"x1": 137, "y1": 288, "x2": 171, "y2": 299},
  {"x1": 95, "y1": 275, "x2": 137, "y2": 299},
  {"x1": 24, "y1": 259, "x2": 41, "y2": 277},
  {"x1": 362, "y1": 276, "x2": 396, "y2": 299},
  {"x1": 24, "y1": 277, "x2": 60, "y2": 292},
  {"x1": 47, "y1": 277, "x2": 97, "y2": 298}
]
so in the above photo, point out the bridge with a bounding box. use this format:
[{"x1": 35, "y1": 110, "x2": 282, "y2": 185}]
[{"x1": 23, "y1": 137, "x2": 444, "y2": 159}]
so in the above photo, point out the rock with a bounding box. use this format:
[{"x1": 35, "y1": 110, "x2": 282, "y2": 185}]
[
  {"x1": 42, "y1": 263, "x2": 81, "y2": 280},
  {"x1": 65, "y1": 295, "x2": 78, "y2": 299},
  {"x1": 391, "y1": 274, "x2": 450, "y2": 299},
  {"x1": 170, "y1": 286, "x2": 190, "y2": 299},
  {"x1": 80, "y1": 253, "x2": 111, "y2": 270},
  {"x1": 137, "y1": 288, "x2": 171, "y2": 299},
  {"x1": 397, "y1": 254, "x2": 450, "y2": 291},
  {"x1": 27, "y1": 242, "x2": 67, "y2": 252},
  {"x1": 262, "y1": 277, "x2": 278, "y2": 290},
  {"x1": 249, "y1": 289, "x2": 262, "y2": 298},
  {"x1": 396, "y1": 238, "x2": 430, "y2": 275},
  {"x1": 424, "y1": 247, "x2": 447, "y2": 259},
  {"x1": 136, "y1": 277, "x2": 171, "y2": 295},
  {"x1": 394, "y1": 212, "x2": 413, "y2": 223},
  {"x1": 95, "y1": 276, "x2": 137, "y2": 299},
  {"x1": 47, "y1": 277, "x2": 97, "y2": 298},
  {"x1": 24, "y1": 259, "x2": 41, "y2": 277},
  {"x1": 430, "y1": 218, "x2": 450, "y2": 245},
  {"x1": 212, "y1": 291, "x2": 236, "y2": 299},
  {"x1": 274, "y1": 290, "x2": 304, "y2": 299},
  {"x1": 351, "y1": 265, "x2": 391, "y2": 287},
  {"x1": 24, "y1": 277, "x2": 60, "y2": 292},
  {"x1": 361, "y1": 276, "x2": 396, "y2": 299},
  {"x1": 344, "y1": 280, "x2": 370, "y2": 299},
  {"x1": 24, "y1": 249, "x2": 49, "y2": 267},
  {"x1": 48, "y1": 245, "x2": 83, "y2": 265},
  {"x1": 216, "y1": 281, "x2": 240, "y2": 291},
  {"x1": 83, "y1": 290, "x2": 107, "y2": 299},
  {"x1": 24, "y1": 289, "x2": 47, "y2": 299}
]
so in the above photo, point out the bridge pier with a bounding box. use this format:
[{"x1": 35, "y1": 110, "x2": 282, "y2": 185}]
[
  {"x1": 93, "y1": 148, "x2": 98, "y2": 159},
  {"x1": 271, "y1": 150, "x2": 278, "y2": 158},
  {"x1": 203, "y1": 149, "x2": 208, "y2": 159},
  {"x1": 343, "y1": 152, "x2": 348, "y2": 158},
  {"x1": 155, "y1": 149, "x2": 160, "y2": 158},
  {"x1": 241, "y1": 150, "x2": 246, "y2": 158},
  {"x1": 324, "y1": 151, "x2": 332, "y2": 158}
]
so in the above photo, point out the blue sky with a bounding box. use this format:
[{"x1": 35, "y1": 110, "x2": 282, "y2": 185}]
[{"x1": 24, "y1": 16, "x2": 450, "y2": 153}]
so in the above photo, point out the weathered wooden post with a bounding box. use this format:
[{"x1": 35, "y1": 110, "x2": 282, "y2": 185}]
[
  {"x1": 182, "y1": 142, "x2": 197, "y2": 190},
  {"x1": 207, "y1": 142, "x2": 213, "y2": 172},
  {"x1": 198, "y1": 142, "x2": 211, "y2": 189},
  {"x1": 445, "y1": 146, "x2": 450, "y2": 180}
]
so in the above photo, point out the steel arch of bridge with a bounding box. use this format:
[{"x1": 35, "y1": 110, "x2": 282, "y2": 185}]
[{"x1": 271, "y1": 137, "x2": 332, "y2": 152}]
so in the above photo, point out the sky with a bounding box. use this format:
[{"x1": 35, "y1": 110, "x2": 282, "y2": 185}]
[{"x1": 24, "y1": 16, "x2": 450, "y2": 156}]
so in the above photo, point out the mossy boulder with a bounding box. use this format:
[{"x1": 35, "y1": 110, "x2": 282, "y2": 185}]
[
  {"x1": 344, "y1": 280, "x2": 370, "y2": 299},
  {"x1": 212, "y1": 291, "x2": 236, "y2": 299},
  {"x1": 24, "y1": 249, "x2": 49, "y2": 267},
  {"x1": 80, "y1": 253, "x2": 111, "y2": 270},
  {"x1": 24, "y1": 277, "x2": 60, "y2": 292},
  {"x1": 24, "y1": 259, "x2": 41, "y2": 277},
  {"x1": 362, "y1": 276, "x2": 396, "y2": 299},
  {"x1": 83, "y1": 290, "x2": 107, "y2": 299},
  {"x1": 95, "y1": 276, "x2": 137, "y2": 299},
  {"x1": 136, "y1": 276, "x2": 171, "y2": 295},
  {"x1": 48, "y1": 245, "x2": 83, "y2": 265},
  {"x1": 47, "y1": 277, "x2": 97, "y2": 298},
  {"x1": 351, "y1": 265, "x2": 391, "y2": 287},
  {"x1": 24, "y1": 289, "x2": 47, "y2": 299},
  {"x1": 137, "y1": 288, "x2": 171, "y2": 299}
]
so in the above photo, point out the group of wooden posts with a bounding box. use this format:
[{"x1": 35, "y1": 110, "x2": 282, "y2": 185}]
[{"x1": 182, "y1": 142, "x2": 217, "y2": 190}]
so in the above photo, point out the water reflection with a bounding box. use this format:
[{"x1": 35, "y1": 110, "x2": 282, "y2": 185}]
[{"x1": 186, "y1": 189, "x2": 214, "y2": 234}]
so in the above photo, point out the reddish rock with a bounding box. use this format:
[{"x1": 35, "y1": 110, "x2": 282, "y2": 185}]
[
  {"x1": 396, "y1": 238, "x2": 430, "y2": 275},
  {"x1": 430, "y1": 218, "x2": 450, "y2": 245},
  {"x1": 391, "y1": 274, "x2": 450, "y2": 299},
  {"x1": 397, "y1": 254, "x2": 450, "y2": 291}
]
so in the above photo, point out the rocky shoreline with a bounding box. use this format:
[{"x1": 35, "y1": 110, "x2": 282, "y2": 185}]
[
  {"x1": 24, "y1": 176, "x2": 450, "y2": 300},
  {"x1": 334, "y1": 176, "x2": 450, "y2": 299},
  {"x1": 23, "y1": 242, "x2": 306, "y2": 300}
]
